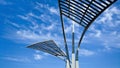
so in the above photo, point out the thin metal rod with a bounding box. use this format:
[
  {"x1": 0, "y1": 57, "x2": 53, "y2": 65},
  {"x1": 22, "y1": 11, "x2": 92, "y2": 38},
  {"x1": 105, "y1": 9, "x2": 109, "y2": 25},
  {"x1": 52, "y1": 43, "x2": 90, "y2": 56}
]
[
  {"x1": 75, "y1": 0, "x2": 94, "y2": 61},
  {"x1": 75, "y1": 28, "x2": 87, "y2": 60},
  {"x1": 68, "y1": 0, "x2": 75, "y2": 54},
  {"x1": 75, "y1": 1, "x2": 94, "y2": 57},
  {"x1": 72, "y1": 22, "x2": 74, "y2": 53},
  {"x1": 58, "y1": 0, "x2": 71, "y2": 68}
]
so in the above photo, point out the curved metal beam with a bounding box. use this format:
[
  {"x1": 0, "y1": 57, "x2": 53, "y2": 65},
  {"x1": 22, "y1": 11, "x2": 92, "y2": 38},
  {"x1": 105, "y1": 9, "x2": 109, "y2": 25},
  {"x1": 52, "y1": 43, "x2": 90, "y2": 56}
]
[{"x1": 58, "y1": 0, "x2": 71, "y2": 68}]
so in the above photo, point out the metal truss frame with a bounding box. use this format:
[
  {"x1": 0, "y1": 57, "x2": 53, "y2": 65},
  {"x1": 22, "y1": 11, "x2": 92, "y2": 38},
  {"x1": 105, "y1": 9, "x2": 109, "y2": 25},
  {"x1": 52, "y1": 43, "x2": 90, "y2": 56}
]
[
  {"x1": 58, "y1": 0, "x2": 117, "y2": 68},
  {"x1": 27, "y1": 40, "x2": 66, "y2": 57}
]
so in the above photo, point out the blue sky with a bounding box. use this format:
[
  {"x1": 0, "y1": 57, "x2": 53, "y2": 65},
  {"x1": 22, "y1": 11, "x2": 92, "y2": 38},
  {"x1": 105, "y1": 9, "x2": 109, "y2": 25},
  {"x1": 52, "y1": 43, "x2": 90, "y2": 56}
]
[{"x1": 0, "y1": 0, "x2": 120, "y2": 68}]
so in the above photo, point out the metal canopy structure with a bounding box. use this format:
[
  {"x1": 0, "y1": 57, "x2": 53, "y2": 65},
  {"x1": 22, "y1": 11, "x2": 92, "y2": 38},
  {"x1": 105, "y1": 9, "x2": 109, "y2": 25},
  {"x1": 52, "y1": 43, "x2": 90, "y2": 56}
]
[
  {"x1": 59, "y1": 0, "x2": 117, "y2": 28},
  {"x1": 27, "y1": 0, "x2": 117, "y2": 68},
  {"x1": 58, "y1": 0, "x2": 117, "y2": 68},
  {"x1": 27, "y1": 40, "x2": 66, "y2": 57}
]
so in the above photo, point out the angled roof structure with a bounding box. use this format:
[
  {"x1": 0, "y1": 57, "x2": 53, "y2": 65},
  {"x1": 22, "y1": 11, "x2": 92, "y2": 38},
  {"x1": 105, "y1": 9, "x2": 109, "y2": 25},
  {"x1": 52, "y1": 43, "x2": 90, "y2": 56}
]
[
  {"x1": 27, "y1": 40, "x2": 66, "y2": 57},
  {"x1": 59, "y1": 0, "x2": 117, "y2": 28}
]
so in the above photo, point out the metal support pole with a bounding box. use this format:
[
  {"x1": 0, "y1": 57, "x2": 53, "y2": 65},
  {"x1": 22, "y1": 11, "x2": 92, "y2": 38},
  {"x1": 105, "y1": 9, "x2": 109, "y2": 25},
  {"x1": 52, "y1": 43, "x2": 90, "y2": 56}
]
[
  {"x1": 75, "y1": 28, "x2": 87, "y2": 68},
  {"x1": 68, "y1": 0, "x2": 75, "y2": 67},
  {"x1": 58, "y1": 0, "x2": 71, "y2": 68},
  {"x1": 72, "y1": 22, "x2": 75, "y2": 68}
]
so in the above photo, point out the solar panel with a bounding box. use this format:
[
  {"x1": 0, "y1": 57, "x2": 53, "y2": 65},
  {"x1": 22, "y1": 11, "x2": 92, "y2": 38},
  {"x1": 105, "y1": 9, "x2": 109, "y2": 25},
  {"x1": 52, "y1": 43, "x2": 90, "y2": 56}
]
[
  {"x1": 27, "y1": 40, "x2": 66, "y2": 57},
  {"x1": 59, "y1": 0, "x2": 117, "y2": 28}
]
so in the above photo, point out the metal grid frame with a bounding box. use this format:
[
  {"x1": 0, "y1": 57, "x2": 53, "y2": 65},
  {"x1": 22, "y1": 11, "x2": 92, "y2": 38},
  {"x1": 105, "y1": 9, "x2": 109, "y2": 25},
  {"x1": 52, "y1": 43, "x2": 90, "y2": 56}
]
[
  {"x1": 27, "y1": 40, "x2": 66, "y2": 57},
  {"x1": 59, "y1": 0, "x2": 117, "y2": 28},
  {"x1": 58, "y1": 0, "x2": 117, "y2": 68}
]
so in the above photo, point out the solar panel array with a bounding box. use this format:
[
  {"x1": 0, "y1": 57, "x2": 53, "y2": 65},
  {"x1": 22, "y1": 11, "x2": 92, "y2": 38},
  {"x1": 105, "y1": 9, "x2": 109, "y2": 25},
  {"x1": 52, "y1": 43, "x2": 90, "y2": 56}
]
[
  {"x1": 59, "y1": 0, "x2": 117, "y2": 28},
  {"x1": 27, "y1": 40, "x2": 66, "y2": 57}
]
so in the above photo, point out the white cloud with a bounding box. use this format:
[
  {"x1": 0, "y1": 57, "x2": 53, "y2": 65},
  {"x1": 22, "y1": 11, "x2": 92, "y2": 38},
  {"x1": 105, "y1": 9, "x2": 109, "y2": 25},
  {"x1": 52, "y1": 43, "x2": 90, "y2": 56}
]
[
  {"x1": 9, "y1": 22, "x2": 20, "y2": 28},
  {"x1": 3, "y1": 2, "x2": 120, "y2": 56},
  {"x1": 103, "y1": 45, "x2": 111, "y2": 51},
  {"x1": 0, "y1": 0, "x2": 12, "y2": 5},
  {"x1": 18, "y1": 15, "x2": 28, "y2": 20},
  {"x1": 4, "y1": 57, "x2": 31, "y2": 62},
  {"x1": 35, "y1": 50, "x2": 40, "y2": 53},
  {"x1": 18, "y1": 13, "x2": 38, "y2": 26},
  {"x1": 101, "y1": 32, "x2": 120, "y2": 49},
  {"x1": 18, "y1": 12, "x2": 58, "y2": 30},
  {"x1": 0, "y1": 0, "x2": 6, "y2": 5},
  {"x1": 43, "y1": 53, "x2": 50, "y2": 56},
  {"x1": 65, "y1": 25, "x2": 72, "y2": 33},
  {"x1": 35, "y1": 2, "x2": 49, "y2": 9},
  {"x1": 79, "y1": 49, "x2": 95, "y2": 56},
  {"x1": 82, "y1": 6, "x2": 120, "y2": 51},
  {"x1": 86, "y1": 24, "x2": 120, "y2": 50},
  {"x1": 34, "y1": 54, "x2": 42, "y2": 60},
  {"x1": 35, "y1": 2, "x2": 59, "y2": 15},
  {"x1": 16, "y1": 30, "x2": 40, "y2": 40},
  {"x1": 14, "y1": 10, "x2": 62, "y2": 44},
  {"x1": 5, "y1": 20, "x2": 20, "y2": 28},
  {"x1": 49, "y1": 7, "x2": 59, "y2": 15},
  {"x1": 14, "y1": 28, "x2": 63, "y2": 44},
  {"x1": 89, "y1": 25, "x2": 102, "y2": 38},
  {"x1": 39, "y1": 13, "x2": 59, "y2": 24},
  {"x1": 97, "y1": 7, "x2": 120, "y2": 27},
  {"x1": 45, "y1": 23, "x2": 55, "y2": 30}
]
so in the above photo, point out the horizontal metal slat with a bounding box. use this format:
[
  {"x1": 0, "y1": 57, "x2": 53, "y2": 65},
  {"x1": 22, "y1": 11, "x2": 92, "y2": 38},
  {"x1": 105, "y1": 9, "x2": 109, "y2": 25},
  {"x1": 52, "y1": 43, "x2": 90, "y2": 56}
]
[
  {"x1": 61, "y1": 6, "x2": 92, "y2": 22},
  {"x1": 60, "y1": 3, "x2": 93, "y2": 21},
  {"x1": 63, "y1": 11, "x2": 90, "y2": 25},
  {"x1": 62, "y1": 12, "x2": 86, "y2": 27},
  {"x1": 70, "y1": 0, "x2": 97, "y2": 16},
  {"x1": 82, "y1": 0, "x2": 102, "y2": 11},
  {"x1": 79, "y1": 0, "x2": 101, "y2": 12},
  {"x1": 60, "y1": 4, "x2": 92, "y2": 20},
  {"x1": 94, "y1": 0, "x2": 106, "y2": 7}
]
